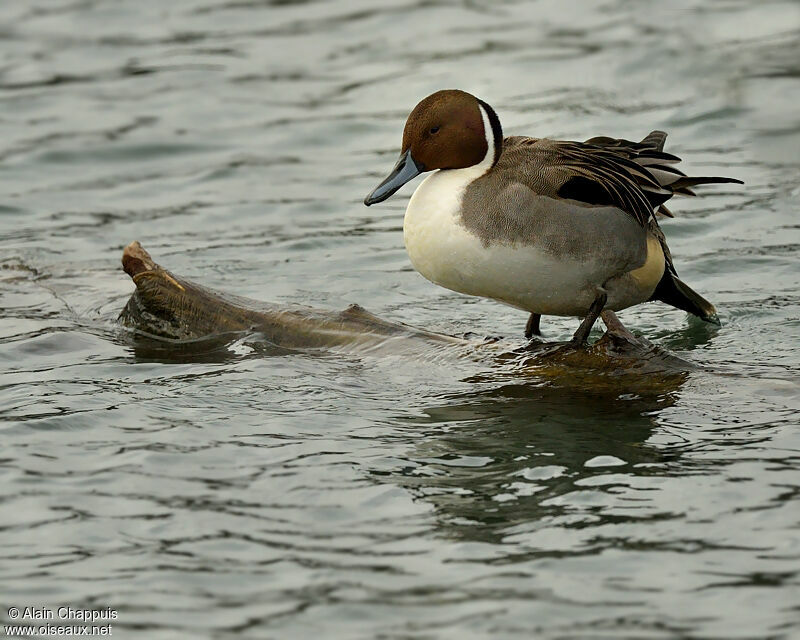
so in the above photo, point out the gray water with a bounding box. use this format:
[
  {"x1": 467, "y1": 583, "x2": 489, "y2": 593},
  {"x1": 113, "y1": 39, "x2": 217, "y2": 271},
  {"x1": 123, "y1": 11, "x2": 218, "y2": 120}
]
[{"x1": 1, "y1": 1, "x2": 799, "y2": 638}]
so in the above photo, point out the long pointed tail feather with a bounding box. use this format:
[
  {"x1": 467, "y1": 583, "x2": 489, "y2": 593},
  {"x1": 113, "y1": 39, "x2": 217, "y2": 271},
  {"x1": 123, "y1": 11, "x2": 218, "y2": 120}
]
[{"x1": 650, "y1": 271, "x2": 720, "y2": 325}]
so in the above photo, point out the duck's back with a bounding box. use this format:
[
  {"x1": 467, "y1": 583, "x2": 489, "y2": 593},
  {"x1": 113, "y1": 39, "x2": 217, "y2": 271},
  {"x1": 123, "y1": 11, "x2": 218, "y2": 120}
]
[{"x1": 459, "y1": 136, "x2": 650, "y2": 275}]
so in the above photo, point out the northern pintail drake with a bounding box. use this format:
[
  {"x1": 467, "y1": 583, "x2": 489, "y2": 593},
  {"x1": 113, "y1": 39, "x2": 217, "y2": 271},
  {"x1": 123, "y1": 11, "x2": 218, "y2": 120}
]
[{"x1": 364, "y1": 89, "x2": 742, "y2": 344}]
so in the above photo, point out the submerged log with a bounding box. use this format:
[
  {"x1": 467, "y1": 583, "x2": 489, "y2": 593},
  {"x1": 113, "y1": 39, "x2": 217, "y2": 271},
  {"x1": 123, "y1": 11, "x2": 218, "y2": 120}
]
[
  {"x1": 119, "y1": 241, "x2": 466, "y2": 352},
  {"x1": 118, "y1": 241, "x2": 693, "y2": 382}
]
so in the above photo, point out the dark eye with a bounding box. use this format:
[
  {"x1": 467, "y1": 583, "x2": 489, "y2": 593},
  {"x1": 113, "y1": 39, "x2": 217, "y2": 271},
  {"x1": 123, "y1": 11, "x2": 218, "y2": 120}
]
[{"x1": 429, "y1": 126, "x2": 440, "y2": 135}]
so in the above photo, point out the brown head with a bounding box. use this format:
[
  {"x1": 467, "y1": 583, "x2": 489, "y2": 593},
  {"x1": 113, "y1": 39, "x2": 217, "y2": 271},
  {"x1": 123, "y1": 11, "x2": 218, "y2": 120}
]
[{"x1": 364, "y1": 90, "x2": 502, "y2": 206}]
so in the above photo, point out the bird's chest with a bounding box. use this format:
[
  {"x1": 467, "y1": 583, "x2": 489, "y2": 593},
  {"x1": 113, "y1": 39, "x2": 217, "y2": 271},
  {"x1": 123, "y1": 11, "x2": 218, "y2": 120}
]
[{"x1": 403, "y1": 170, "x2": 489, "y2": 293}]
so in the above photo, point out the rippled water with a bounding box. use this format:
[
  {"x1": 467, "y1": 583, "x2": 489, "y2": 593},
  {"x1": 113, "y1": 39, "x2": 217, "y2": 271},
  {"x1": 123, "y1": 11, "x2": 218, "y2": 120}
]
[{"x1": 2, "y1": 1, "x2": 799, "y2": 638}]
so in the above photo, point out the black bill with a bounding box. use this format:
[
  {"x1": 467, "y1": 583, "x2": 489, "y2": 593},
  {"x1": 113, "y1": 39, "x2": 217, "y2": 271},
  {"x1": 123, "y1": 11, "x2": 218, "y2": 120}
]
[{"x1": 364, "y1": 149, "x2": 424, "y2": 206}]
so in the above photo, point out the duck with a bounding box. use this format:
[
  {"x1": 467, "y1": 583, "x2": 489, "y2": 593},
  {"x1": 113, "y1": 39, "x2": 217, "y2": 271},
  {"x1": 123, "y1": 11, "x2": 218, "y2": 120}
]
[{"x1": 364, "y1": 89, "x2": 742, "y2": 344}]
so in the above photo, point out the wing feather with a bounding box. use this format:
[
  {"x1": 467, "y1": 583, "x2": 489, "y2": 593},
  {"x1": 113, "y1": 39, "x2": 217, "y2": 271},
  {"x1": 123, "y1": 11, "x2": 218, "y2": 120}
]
[
  {"x1": 500, "y1": 132, "x2": 741, "y2": 229},
  {"x1": 496, "y1": 132, "x2": 742, "y2": 276}
]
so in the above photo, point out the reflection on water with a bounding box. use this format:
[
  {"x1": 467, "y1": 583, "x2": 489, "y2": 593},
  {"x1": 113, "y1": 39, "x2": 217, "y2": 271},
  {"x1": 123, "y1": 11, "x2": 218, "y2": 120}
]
[
  {"x1": 123, "y1": 329, "x2": 299, "y2": 363},
  {"x1": 395, "y1": 383, "x2": 681, "y2": 543},
  {"x1": 1, "y1": 0, "x2": 799, "y2": 638}
]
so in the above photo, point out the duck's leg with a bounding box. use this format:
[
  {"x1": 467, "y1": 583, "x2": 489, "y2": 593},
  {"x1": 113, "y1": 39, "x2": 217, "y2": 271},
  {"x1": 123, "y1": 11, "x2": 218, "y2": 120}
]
[
  {"x1": 600, "y1": 309, "x2": 635, "y2": 341},
  {"x1": 524, "y1": 313, "x2": 541, "y2": 338},
  {"x1": 569, "y1": 292, "x2": 607, "y2": 346}
]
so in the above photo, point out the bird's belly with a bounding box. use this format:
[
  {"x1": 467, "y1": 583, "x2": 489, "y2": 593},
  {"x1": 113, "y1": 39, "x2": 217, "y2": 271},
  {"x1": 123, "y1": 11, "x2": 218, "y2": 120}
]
[{"x1": 403, "y1": 176, "x2": 605, "y2": 316}]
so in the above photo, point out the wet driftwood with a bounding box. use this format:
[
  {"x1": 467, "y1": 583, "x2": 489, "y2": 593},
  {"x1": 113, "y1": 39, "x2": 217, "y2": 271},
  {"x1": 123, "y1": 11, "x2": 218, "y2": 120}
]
[
  {"x1": 119, "y1": 241, "x2": 465, "y2": 351},
  {"x1": 118, "y1": 241, "x2": 692, "y2": 379}
]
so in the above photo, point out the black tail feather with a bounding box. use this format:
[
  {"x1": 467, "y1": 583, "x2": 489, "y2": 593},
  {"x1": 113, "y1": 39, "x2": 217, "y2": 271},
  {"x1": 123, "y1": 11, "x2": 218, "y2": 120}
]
[{"x1": 650, "y1": 271, "x2": 720, "y2": 325}]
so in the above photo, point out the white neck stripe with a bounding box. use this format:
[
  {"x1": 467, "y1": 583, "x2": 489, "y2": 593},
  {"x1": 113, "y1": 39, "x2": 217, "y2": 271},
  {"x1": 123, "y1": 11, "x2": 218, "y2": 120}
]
[{"x1": 473, "y1": 103, "x2": 495, "y2": 174}]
